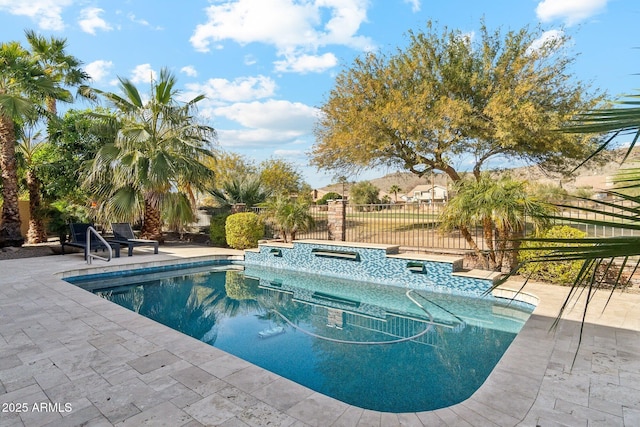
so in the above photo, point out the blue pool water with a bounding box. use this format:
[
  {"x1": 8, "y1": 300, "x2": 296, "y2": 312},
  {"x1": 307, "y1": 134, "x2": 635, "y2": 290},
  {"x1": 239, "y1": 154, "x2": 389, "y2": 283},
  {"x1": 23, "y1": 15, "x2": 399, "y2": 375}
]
[{"x1": 68, "y1": 263, "x2": 534, "y2": 413}]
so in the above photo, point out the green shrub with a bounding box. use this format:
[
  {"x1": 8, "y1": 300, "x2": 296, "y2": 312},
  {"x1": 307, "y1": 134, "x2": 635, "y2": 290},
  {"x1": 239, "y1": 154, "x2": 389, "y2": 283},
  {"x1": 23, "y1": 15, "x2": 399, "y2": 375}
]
[
  {"x1": 317, "y1": 192, "x2": 342, "y2": 205},
  {"x1": 209, "y1": 213, "x2": 230, "y2": 247},
  {"x1": 46, "y1": 200, "x2": 90, "y2": 242},
  {"x1": 518, "y1": 225, "x2": 587, "y2": 285},
  {"x1": 225, "y1": 212, "x2": 264, "y2": 249}
]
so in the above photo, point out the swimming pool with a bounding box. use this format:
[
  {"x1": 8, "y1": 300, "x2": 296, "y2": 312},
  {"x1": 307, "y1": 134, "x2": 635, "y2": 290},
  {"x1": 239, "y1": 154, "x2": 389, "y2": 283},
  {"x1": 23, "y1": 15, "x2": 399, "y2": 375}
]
[{"x1": 67, "y1": 261, "x2": 534, "y2": 413}]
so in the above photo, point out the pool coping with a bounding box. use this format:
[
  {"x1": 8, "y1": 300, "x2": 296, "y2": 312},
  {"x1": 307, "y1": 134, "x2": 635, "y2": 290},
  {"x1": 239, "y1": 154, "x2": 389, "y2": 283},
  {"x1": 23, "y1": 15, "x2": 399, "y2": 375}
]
[{"x1": 1, "y1": 247, "x2": 639, "y2": 426}]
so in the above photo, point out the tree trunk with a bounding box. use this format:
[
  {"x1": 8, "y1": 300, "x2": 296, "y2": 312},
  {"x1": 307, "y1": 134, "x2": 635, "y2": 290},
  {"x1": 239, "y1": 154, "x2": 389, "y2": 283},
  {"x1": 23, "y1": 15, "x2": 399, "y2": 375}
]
[
  {"x1": 458, "y1": 225, "x2": 489, "y2": 269},
  {"x1": 0, "y1": 115, "x2": 25, "y2": 247},
  {"x1": 508, "y1": 226, "x2": 524, "y2": 270},
  {"x1": 416, "y1": 159, "x2": 489, "y2": 269},
  {"x1": 495, "y1": 227, "x2": 507, "y2": 272},
  {"x1": 26, "y1": 170, "x2": 47, "y2": 244},
  {"x1": 141, "y1": 197, "x2": 164, "y2": 242},
  {"x1": 482, "y1": 217, "x2": 497, "y2": 270}
]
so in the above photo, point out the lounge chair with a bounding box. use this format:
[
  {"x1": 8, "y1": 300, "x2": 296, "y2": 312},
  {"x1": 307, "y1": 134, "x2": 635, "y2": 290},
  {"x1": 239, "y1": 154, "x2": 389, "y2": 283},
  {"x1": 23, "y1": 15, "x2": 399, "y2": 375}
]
[
  {"x1": 108, "y1": 223, "x2": 159, "y2": 256},
  {"x1": 61, "y1": 223, "x2": 121, "y2": 259}
]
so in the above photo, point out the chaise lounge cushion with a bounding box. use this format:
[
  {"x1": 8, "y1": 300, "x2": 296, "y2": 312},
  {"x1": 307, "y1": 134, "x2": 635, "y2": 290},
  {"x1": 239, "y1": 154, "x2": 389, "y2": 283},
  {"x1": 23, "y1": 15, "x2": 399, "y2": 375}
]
[
  {"x1": 108, "y1": 223, "x2": 159, "y2": 256},
  {"x1": 61, "y1": 223, "x2": 120, "y2": 259}
]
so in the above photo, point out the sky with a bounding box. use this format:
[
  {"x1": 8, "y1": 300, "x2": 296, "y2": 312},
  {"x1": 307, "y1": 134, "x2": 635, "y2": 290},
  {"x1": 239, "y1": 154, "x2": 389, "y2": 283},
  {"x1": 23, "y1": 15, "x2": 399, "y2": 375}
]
[{"x1": 0, "y1": 0, "x2": 638, "y2": 188}]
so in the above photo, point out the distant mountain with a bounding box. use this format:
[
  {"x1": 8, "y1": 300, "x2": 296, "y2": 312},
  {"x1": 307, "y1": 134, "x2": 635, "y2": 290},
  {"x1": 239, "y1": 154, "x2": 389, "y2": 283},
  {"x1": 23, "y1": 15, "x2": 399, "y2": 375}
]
[
  {"x1": 316, "y1": 147, "x2": 640, "y2": 194},
  {"x1": 318, "y1": 171, "x2": 443, "y2": 196}
]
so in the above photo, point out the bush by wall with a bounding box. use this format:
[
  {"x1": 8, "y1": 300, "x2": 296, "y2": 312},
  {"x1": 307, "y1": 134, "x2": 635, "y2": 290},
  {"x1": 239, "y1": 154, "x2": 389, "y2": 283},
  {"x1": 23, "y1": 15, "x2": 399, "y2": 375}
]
[
  {"x1": 518, "y1": 225, "x2": 587, "y2": 285},
  {"x1": 209, "y1": 212, "x2": 230, "y2": 247},
  {"x1": 317, "y1": 192, "x2": 342, "y2": 205},
  {"x1": 225, "y1": 212, "x2": 264, "y2": 249}
]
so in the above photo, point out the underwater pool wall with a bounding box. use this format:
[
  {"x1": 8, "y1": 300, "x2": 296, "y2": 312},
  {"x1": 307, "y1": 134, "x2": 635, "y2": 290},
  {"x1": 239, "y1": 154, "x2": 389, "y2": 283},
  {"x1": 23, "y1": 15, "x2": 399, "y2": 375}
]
[{"x1": 244, "y1": 240, "x2": 499, "y2": 297}]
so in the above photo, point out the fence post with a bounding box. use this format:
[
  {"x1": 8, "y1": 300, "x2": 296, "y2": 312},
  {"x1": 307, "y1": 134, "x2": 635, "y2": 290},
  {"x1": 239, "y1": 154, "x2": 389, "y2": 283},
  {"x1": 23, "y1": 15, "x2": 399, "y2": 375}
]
[
  {"x1": 231, "y1": 203, "x2": 246, "y2": 214},
  {"x1": 327, "y1": 200, "x2": 346, "y2": 241}
]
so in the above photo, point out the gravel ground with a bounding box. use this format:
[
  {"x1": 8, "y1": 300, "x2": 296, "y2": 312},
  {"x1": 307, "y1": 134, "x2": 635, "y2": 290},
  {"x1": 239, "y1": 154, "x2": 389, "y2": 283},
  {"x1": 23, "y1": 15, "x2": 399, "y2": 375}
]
[
  {"x1": 0, "y1": 243, "x2": 60, "y2": 260},
  {"x1": 0, "y1": 234, "x2": 208, "y2": 261}
]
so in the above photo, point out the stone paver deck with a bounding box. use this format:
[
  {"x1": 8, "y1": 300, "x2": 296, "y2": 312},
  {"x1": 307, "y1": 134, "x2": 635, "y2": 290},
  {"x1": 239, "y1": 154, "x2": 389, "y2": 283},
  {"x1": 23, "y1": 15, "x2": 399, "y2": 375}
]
[{"x1": 1, "y1": 245, "x2": 639, "y2": 426}]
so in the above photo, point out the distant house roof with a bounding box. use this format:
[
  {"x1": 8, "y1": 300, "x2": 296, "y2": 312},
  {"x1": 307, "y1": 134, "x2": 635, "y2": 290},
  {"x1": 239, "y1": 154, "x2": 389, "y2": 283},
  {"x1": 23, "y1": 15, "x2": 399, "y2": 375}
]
[
  {"x1": 409, "y1": 184, "x2": 447, "y2": 193},
  {"x1": 407, "y1": 184, "x2": 448, "y2": 202}
]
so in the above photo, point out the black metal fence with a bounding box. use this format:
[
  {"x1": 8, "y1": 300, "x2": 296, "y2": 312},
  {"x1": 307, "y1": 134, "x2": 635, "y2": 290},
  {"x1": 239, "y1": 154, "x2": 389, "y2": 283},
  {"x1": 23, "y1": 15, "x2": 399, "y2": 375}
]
[
  {"x1": 249, "y1": 199, "x2": 639, "y2": 253},
  {"x1": 341, "y1": 203, "x2": 481, "y2": 250},
  {"x1": 251, "y1": 205, "x2": 330, "y2": 241}
]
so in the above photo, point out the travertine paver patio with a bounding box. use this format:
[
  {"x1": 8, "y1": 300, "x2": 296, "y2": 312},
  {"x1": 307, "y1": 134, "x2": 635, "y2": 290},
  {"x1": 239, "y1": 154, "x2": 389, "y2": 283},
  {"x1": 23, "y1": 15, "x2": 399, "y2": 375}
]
[{"x1": 0, "y1": 245, "x2": 639, "y2": 426}]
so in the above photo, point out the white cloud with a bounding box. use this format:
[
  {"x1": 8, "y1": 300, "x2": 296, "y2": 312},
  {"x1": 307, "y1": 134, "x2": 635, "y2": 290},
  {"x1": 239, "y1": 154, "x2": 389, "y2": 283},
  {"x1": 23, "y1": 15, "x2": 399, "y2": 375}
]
[
  {"x1": 185, "y1": 75, "x2": 277, "y2": 103},
  {"x1": 0, "y1": 0, "x2": 73, "y2": 31},
  {"x1": 536, "y1": 0, "x2": 608, "y2": 26},
  {"x1": 527, "y1": 29, "x2": 564, "y2": 54},
  {"x1": 216, "y1": 128, "x2": 305, "y2": 148},
  {"x1": 213, "y1": 99, "x2": 319, "y2": 130},
  {"x1": 78, "y1": 7, "x2": 113, "y2": 35},
  {"x1": 84, "y1": 60, "x2": 114, "y2": 83},
  {"x1": 189, "y1": 0, "x2": 372, "y2": 73},
  {"x1": 210, "y1": 99, "x2": 320, "y2": 148},
  {"x1": 274, "y1": 149, "x2": 305, "y2": 158},
  {"x1": 180, "y1": 65, "x2": 198, "y2": 77},
  {"x1": 127, "y1": 12, "x2": 163, "y2": 30},
  {"x1": 274, "y1": 52, "x2": 338, "y2": 73},
  {"x1": 404, "y1": 0, "x2": 420, "y2": 13},
  {"x1": 129, "y1": 64, "x2": 157, "y2": 84}
]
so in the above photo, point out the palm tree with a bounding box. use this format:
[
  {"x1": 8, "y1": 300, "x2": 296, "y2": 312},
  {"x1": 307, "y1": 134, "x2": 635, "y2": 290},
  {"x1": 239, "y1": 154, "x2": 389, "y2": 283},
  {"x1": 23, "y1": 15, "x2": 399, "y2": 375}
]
[
  {"x1": 487, "y1": 177, "x2": 553, "y2": 270},
  {"x1": 264, "y1": 196, "x2": 315, "y2": 242},
  {"x1": 14, "y1": 31, "x2": 93, "y2": 244},
  {"x1": 208, "y1": 175, "x2": 271, "y2": 209},
  {"x1": 0, "y1": 41, "x2": 66, "y2": 247},
  {"x1": 500, "y1": 92, "x2": 640, "y2": 351},
  {"x1": 24, "y1": 29, "x2": 93, "y2": 115},
  {"x1": 85, "y1": 68, "x2": 216, "y2": 241},
  {"x1": 440, "y1": 175, "x2": 552, "y2": 270},
  {"x1": 389, "y1": 184, "x2": 402, "y2": 203},
  {"x1": 16, "y1": 124, "x2": 49, "y2": 243}
]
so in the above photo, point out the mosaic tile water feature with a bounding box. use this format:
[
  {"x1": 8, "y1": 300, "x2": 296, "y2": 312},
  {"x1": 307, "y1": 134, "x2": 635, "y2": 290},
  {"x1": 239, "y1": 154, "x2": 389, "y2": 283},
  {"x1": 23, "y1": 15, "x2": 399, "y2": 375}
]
[{"x1": 244, "y1": 240, "x2": 493, "y2": 297}]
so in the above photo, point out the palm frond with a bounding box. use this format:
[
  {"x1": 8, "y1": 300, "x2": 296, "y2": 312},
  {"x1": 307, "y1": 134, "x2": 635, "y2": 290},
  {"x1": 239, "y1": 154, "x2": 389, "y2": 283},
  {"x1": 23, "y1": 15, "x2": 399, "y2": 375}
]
[{"x1": 563, "y1": 93, "x2": 640, "y2": 169}]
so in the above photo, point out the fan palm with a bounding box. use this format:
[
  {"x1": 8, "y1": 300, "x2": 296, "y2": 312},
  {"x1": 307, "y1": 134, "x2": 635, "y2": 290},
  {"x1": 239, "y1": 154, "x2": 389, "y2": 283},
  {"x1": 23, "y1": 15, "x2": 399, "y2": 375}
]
[
  {"x1": 441, "y1": 175, "x2": 553, "y2": 271},
  {"x1": 0, "y1": 41, "x2": 68, "y2": 247},
  {"x1": 499, "y1": 92, "x2": 640, "y2": 351},
  {"x1": 16, "y1": 124, "x2": 49, "y2": 243},
  {"x1": 208, "y1": 175, "x2": 271, "y2": 209},
  {"x1": 84, "y1": 68, "x2": 216, "y2": 241},
  {"x1": 263, "y1": 196, "x2": 315, "y2": 242},
  {"x1": 389, "y1": 184, "x2": 402, "y2": 202},
  {"x1": 24, "y1": 29, "x2": 93, "y2": 115}
]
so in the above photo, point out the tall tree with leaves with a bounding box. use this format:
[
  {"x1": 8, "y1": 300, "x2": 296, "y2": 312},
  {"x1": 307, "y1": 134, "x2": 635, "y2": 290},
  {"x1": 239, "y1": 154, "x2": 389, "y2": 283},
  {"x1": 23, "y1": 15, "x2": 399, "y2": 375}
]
[
  {"x1": 312, "y1": 22, "x2": 601, "y2": 180},
  {"x1": 44, "y1": 108, "x2": 114, "y2": 202},
  {"x1": 205, "y1": 151, "x2": 256, "y2": 190},
  {"x1": 258, "y1": 157, "x2": 304, "y2": 196},
  {"x1": 311, "y1": 21, "x2": 602, "y2": 260},
  {"x1": 349, "y1": 181, "x2": 381, "y2": 205},
  {"x1": 0, "y1": 41, "x2": 67, "y2": 247},
  {"x1": 85, "y1": 68, "x2": 216, "y2": 241}
]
